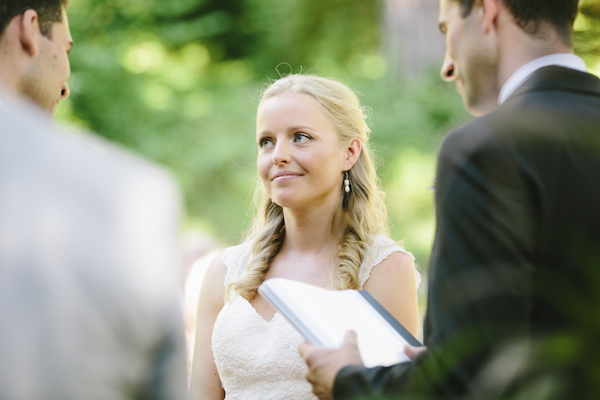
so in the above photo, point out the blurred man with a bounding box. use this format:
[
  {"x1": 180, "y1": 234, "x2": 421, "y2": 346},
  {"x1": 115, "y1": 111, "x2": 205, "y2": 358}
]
[
  {"x1": 300, "y1": 0, "x2": 600, "y2": 399},
  {"x1": 0, "y1": 2, "x2": 188, "y2": 399},
  {"x1": 0, "y1": 0, "x2": 71, "y2": 113}
]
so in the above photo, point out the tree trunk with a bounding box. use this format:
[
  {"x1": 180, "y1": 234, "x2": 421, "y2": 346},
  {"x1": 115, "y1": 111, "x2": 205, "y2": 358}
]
[{"x1": 383, "y1": 0, "x2": 445, "y2": 80}]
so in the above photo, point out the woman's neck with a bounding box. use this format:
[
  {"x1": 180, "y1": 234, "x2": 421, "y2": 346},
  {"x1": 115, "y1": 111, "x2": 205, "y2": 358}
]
[{"x1": 280, "y1": 201, "x2": 343, "y2": 254}]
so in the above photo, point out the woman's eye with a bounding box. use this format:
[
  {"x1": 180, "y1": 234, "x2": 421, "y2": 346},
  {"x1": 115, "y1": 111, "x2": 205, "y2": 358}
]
[
  {"x1": 294, "y1": 133, "x2": 311, "y2": 143},
  {"x1": 259, "y1": 138, "x2": 274, "y2": 149}
]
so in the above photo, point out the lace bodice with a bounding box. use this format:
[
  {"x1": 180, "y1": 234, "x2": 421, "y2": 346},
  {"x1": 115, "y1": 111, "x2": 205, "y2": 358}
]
[{"x1": 212, "y1": 235, "x2": 419, "y2": 400}]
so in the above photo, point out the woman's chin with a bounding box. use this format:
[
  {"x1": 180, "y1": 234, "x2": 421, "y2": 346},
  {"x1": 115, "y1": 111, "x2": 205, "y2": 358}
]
[{"x1": 271, "y1": 196, "x2": 300, "y2": 209}]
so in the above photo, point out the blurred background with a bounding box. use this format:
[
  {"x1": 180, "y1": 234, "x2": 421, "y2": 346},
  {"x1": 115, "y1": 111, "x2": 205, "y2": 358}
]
[{"x1": 56, "y1": 0, "x2": 600, "y2": 330}]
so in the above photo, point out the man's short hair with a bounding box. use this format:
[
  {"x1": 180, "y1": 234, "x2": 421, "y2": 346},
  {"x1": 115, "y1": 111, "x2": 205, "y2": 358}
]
[
  {"x1": 455, "y1": 0, "x2": 579, "y2": 44},
  {"x1": 0, "y1": 0, "x2": 68, "y2": 38}
]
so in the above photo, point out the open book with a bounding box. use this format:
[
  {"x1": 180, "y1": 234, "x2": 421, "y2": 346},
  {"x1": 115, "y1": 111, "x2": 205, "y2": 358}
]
[{"x1": 258, "y1": 278, "x2": 421, "y2": 368}]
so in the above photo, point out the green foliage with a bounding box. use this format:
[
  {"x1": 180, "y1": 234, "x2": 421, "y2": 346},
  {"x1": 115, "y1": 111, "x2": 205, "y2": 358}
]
[
  {"x1": 57, "y1": 0, "x2": 599, "y2": 274},
  {"x1": 575, "y1": 0, "x2": 600, "y2": 74},
  {"x1": 362, "y1": 68, "x2": 470, "y2": 269},
  {"x1": 244, "y1": 0, "x2": 382, "y2": 77}
]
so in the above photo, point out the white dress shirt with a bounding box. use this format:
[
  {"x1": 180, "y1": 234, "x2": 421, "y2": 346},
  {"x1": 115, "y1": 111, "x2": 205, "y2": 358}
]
[{"x1": 499, "y1": 53, "x2": 587, "y2": 104}]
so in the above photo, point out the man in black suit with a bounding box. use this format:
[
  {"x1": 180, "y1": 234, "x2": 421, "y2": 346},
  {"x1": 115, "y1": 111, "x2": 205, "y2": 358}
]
[{"x1": 300, "y1": 0, "x2": 600, "y2": 398}]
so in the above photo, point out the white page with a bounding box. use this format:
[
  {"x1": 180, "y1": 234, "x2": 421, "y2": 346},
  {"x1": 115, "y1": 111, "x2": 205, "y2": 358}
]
[{"x1": 260, "y1": 278, "x2": 411, "y2": 367}]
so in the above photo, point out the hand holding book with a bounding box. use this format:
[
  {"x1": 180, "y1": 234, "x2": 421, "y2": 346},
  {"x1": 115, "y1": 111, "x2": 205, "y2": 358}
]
[{"x1": 258, "y1": 278, "x2": 421, "y2": 368}]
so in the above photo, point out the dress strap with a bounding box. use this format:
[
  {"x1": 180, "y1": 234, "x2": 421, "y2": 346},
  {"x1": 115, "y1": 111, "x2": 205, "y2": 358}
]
[
  {"x1": 221, "y1": 240, "x2": 254, "y2": 287},
  {"x1": 223, "y1": 236, "x2": 420, "y2": 290},
  {"x1": 358, "y1": 234, "x2": 420, "y2": 289}
]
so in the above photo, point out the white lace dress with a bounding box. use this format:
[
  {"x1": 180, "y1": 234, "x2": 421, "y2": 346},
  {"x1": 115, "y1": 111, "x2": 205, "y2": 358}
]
[{"x1": 212, "y1": 234, "x2": 419, "y2": 400}]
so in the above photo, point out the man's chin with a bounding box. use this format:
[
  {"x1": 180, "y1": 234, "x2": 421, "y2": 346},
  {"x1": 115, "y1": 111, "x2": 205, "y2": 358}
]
[
  {"x1": 464, "y1": 94, "x2": 499, "y2": 117},
  {"x1": 41, "y1": 100, "x2": 57, "y2": 115},
  {"x1": 27, "y1": 97, "x2": 55, "y2": 115},
  {"x1": 50, "y1": 98, "x2": 62, "y2": 115}
]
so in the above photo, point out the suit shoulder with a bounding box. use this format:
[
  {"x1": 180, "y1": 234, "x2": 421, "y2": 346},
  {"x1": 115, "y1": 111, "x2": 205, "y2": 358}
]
[
  {"x1": 44, "y1": 127, "x2": 180, "y2": 201},
  {"x1": 439, "y1": 114, "x2": 500, "y2": 157},
  {"x1": 2, "y1": 104, "x2": 181, "y2": 213},
  {"x1": 60, "y1": 129, "x2": 172, "y2": 179}
]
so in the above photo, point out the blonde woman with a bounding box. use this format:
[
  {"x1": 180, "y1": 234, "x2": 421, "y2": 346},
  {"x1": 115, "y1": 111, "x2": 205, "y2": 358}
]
[{"x1": 189, "y1": 74, "x2": 420, "y2": 400}]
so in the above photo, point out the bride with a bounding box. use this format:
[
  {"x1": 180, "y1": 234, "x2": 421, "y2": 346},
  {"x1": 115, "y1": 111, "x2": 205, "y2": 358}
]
[{"x1": 189, "y1": 73, "x2": 420, "y2": 399}]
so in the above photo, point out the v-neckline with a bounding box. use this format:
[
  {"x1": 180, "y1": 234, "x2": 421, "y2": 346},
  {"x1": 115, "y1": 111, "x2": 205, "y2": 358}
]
[{"x1": 238, "y1": 295, "x2": 280, "y2": 324}]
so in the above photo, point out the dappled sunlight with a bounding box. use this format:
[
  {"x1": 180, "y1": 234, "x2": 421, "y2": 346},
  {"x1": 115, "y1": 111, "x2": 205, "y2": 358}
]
[
  {"x1": 121, "y1": 39, "x2": 166, "y2": 74},
  {"x1": 180, "y1": 43, "x2": 211, "y2": 71},
  {"x1": 350, "y1": 53, "x2": 389, "y2": 81},
  {"x1": 592, "y1": 64, "x2": 600, "y2": 77},
  {"x1": 58, "y1": 0, "x2": 600, "y2": 259},
  {"x1": 386, "y1": 148, "x2": 436, "y2": 268},
  {"x1": 215, "y1": 60, "x2": 255, "y2": 85},
  {"x1": 142, "y1": 82, "x2": 175, "y2": 110},
  {"x1": 184, "y1": 93, "x2": 213, "y2": 119}
]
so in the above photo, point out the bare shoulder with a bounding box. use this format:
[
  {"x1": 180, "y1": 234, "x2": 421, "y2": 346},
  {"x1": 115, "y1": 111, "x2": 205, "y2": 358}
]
[
  {"x1": 204, "y1": 251, "x2": 228, "y2": 283},
  {"x1": 363, "y1": 249, "x2": 419, "y2": 336},
  {"x1": 198, "y1": 251, "x2": 228, "y2": 310},
  {"x1": 363, "y1": 249, "x2": 417, "y2": 295},
  {"x1": 368, "y1": 250, "x2": 415, "y2": 281},
  {"x1": 381, "y1": 250, "x2": 414, "y2": 269}
]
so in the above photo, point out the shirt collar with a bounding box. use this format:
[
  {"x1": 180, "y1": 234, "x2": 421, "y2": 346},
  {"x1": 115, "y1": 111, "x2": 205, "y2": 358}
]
[
  {"x1": 498, "y1": 53, "x2": 587, "y2": 104},
  {"x1": 0, "y1": 98, "x2": 7, "y2": 110}
]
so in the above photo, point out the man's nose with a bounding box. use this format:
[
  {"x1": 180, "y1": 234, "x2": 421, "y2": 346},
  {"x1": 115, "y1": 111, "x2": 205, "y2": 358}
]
[
  {"x1": 60, "y1": 82, "x2": 70, "y2": 100},
  {"x1": 440, "y1": 56, "x2": 455, "y2": 82}
]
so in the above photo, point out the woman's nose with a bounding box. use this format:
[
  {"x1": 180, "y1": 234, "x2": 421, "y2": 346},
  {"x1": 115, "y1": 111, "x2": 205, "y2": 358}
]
[{"x1": 272, "y1": 141, "x2": 291, "y2": 165}]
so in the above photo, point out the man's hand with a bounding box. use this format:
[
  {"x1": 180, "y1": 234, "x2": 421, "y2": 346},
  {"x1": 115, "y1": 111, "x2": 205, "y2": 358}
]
[{"x1": 299, "y1": 331, "x2": 365, "y2": 400}]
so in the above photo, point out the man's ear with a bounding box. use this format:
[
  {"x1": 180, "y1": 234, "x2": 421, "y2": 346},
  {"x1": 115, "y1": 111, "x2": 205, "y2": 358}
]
[
  {"x1": 19, "y1": 9, "x2": 41, "y2": 56},
  {"x1": 343, "y1": 139, "x2": 362, "y2": 171},
  {"x1": 480, "y1": 0, "x2": 500, "y2": 34}
]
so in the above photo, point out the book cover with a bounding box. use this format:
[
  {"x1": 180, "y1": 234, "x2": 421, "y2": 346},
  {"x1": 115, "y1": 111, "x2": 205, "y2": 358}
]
[{"x1": 258, "y1": 278, "x2": 421, "y2": 367}]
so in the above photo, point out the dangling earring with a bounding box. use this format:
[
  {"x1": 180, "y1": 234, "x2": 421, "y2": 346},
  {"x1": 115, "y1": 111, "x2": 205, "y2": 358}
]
[{"x1": 344, "y1": 171, "x2": 351, "y2": 193}]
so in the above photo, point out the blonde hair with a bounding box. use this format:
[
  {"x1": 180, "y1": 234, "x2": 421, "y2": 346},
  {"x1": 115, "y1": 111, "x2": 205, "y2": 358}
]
[{"x1": 228, "y1": 73, "x2": 389, "y2": 300}]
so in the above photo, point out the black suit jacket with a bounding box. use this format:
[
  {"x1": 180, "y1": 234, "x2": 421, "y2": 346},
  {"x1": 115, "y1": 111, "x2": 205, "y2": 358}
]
[{"x1": 334, "y1": 66, "x2": 600, "y2": 399}]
